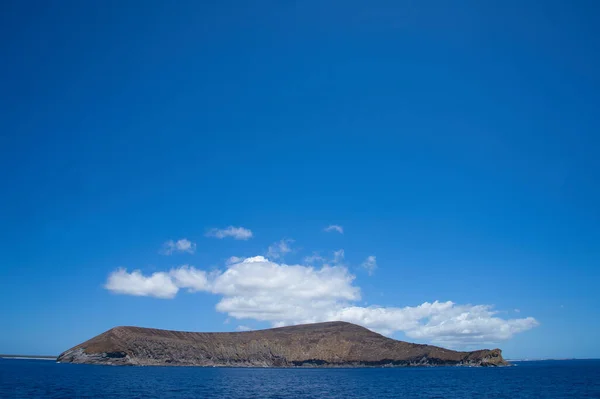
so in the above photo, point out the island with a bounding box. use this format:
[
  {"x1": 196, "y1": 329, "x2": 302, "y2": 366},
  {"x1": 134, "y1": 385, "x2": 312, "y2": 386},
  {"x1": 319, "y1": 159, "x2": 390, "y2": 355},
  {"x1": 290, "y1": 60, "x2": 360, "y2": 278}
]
[{"x1": 57, "y1": 321, "x2": 508, "y2": 367}]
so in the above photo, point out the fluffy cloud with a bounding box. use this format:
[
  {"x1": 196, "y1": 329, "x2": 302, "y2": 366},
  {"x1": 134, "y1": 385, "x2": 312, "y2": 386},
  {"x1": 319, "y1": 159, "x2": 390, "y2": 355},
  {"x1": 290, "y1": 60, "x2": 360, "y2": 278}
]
[
  {"x1": 105, "y1": 268, "x2": 179, "y2": 299},
  {"x1": 361, "y1": 255, "x2": 377, "y2": 275},
  {"x1": 324, "y1": 225, "x2": 344, "y2": 234},
  {"x1": 104, "y1": 257, "x2": 538, "y2": 346},
  {"x1": 206, "y1": 226, "x2": 253, "y2": 240},
  {"x1": 169, "y1": 265, "x2": 209, "y2": 292},
  {"x1": 401, "y1": 304, "x2": 539, "y2": 345},
  {"x1": 212, "y1": 256, "x2": 359, "y2": 322},
  {"x1": 161, "y1": 238, "x2": 196, "y2": 255},
  {"x1": 267, "y1": 239, "x2": 293, "y2": 260},
  {"x1": 330, "y1": 303, "x2": 539, "y2": 345}
]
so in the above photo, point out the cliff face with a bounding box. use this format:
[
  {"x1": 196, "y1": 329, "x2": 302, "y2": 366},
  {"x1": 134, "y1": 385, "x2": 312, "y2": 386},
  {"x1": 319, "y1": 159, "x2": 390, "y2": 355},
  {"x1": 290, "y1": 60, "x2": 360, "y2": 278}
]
[{"x1": 57, "y1": 321, "x2": 508, "y2": 367}]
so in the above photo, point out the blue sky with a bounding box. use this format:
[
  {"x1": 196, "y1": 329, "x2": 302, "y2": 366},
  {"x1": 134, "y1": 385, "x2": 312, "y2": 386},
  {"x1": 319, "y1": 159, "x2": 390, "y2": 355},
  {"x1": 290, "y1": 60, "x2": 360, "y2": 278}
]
[{"x1": 1, "y1": 1, "x2": 599, "y2": 359}]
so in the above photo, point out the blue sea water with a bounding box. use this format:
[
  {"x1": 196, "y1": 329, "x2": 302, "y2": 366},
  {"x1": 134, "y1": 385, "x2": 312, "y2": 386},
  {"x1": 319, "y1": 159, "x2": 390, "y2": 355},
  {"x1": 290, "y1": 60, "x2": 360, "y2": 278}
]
[{"x1": 1, "y1": 359, "x2": 599, "y2": 398}]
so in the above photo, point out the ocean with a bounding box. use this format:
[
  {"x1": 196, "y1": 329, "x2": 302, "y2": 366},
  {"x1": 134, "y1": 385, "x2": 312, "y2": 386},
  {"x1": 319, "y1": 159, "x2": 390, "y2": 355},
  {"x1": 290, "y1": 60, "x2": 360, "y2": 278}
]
[{"x1": 1, "y1": 359, "x2": 599, "y2": 398}]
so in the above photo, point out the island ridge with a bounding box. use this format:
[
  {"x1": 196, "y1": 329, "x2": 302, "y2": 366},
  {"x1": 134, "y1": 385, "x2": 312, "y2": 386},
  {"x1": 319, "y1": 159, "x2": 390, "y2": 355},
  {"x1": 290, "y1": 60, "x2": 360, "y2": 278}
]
[{"x1": 57, "y1": 321, "x2": 508, "y2": 367}]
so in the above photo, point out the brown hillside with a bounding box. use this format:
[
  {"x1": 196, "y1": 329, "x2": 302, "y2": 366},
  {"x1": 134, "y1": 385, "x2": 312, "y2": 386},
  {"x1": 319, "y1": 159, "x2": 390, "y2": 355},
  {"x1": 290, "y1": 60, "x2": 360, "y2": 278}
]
[{"x1": 57, "y1": 321, "x2": 508, "y2": 367}]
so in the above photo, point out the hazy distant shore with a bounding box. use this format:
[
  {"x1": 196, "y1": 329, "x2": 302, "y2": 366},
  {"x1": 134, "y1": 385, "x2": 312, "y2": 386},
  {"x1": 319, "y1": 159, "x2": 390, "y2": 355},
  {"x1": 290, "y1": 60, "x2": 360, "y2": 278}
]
[{"x1": 1, "y1": 355, "x2": 56, "y2": 360}]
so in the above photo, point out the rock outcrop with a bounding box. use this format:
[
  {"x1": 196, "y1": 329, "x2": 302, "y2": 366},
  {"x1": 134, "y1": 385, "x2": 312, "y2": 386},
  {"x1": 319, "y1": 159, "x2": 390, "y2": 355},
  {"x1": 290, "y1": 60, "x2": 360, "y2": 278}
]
[{"x1": 57, "y1": 321, "x2": 508, "y2": 367}]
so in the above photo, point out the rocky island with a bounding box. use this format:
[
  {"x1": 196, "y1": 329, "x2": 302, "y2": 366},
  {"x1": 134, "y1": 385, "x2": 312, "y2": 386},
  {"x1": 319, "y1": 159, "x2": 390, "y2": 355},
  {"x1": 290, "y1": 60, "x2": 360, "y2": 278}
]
[{"x1": 57, "y1": 321, "x2": 508, "y2": 367}]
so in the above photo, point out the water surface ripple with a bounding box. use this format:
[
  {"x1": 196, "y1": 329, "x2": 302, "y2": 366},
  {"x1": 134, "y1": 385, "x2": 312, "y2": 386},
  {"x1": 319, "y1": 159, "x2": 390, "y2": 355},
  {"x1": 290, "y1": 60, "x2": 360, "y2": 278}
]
[{"x1": 1, "y1": 359, "x2": 599, "y2": 398}]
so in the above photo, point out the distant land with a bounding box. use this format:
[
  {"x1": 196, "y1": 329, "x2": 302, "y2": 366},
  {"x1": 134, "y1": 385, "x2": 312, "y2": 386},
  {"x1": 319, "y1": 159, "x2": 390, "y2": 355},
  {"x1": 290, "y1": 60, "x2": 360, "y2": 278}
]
[
  {"x1": 57, "y1": 321, "x2": 508, "y2": 367},
  {"x1": 1, "y1": 355, "x2": 56, "y2": 360},
  {"x1": 508, "y1": 358, "x2": 596, "y2": 362}
]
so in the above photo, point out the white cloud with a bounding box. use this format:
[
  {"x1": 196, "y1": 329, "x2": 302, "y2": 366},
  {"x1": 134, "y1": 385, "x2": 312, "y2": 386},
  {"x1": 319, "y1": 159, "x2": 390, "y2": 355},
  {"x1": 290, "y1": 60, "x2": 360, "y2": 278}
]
[
  {"x1": 331, "y1": 303, "x2": 539, "y2": 346},
  {"x1": 105, "y1": 268, "x2": 179, "y2": 299},
  {"x1": 210, "y1": 258, "x2": 538, "y2": 346},
  {"x1": 104, "y1": 257, "x2": 538, "y2": 346},
  {"x1": 236, "y1": 325, "x2": 253, "y2": 331},
  {"x1": 226, "y1": 256, "x2": 244, "y2": 265},
  {"x1": 169, "y1": 265, "x2": 209, "y2": 292},
  {"x1": 361, "y1": 255, "x2": 377, "y2": 275},
  {"x1": 267, "y1": 239, "x2": 293, "y2": 260},
  {"x1": 332, "y1": 249, "x2": 345, "y2": 264},
  {"x1": 324, "y1": 225, "x2": 344, "y2": 234},
  {"x1": 161, "y1": 238, "x2": 196, "y2": 255},
  {"x1": 400, "y1": 304, "x2": 539, "y2": 346},
  {"x1": 206, "y1": 226, "x2": 253, "y2": 240},
  {"x1": 211, "y1": 256, "x2": 358, "y2": 323}
]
